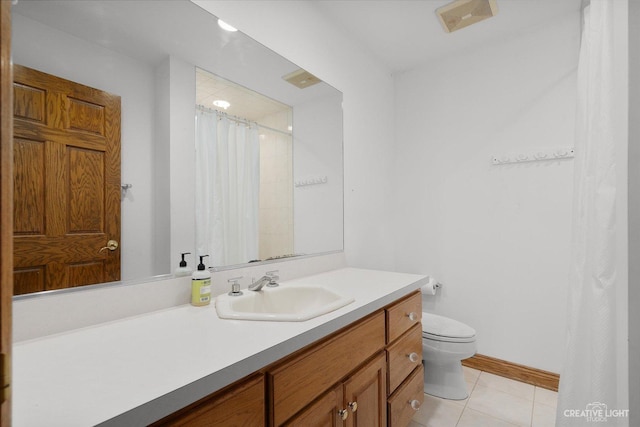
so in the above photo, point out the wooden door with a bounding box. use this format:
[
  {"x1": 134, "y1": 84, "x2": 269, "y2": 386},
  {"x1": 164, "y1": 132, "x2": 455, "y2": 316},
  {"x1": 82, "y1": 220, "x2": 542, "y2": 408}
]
[
  {"x1": 283, "y1": 385, "x2": 344, "y2": 427},
  {"x1": 343, "y1": 353, "x2": 387, "y2": 427},
  {"x1": 12, "y1": 65, "x2": 121, "y2": 295},
  {"x1": 0, "y1": 1, "x2": 11, "y2": 424}
]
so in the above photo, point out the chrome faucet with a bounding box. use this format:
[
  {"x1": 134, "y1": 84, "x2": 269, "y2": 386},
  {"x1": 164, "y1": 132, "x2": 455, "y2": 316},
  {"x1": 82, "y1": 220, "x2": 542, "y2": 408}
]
[{"x1": 248, "y1": 270, "x2": 279, "y2": 291}]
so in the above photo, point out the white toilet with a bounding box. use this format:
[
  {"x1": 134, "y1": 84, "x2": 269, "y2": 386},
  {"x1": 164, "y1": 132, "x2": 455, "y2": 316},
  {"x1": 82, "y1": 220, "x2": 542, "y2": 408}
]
[{"x1": 421, "y1": 312, "x2": 477, "y2": 400}]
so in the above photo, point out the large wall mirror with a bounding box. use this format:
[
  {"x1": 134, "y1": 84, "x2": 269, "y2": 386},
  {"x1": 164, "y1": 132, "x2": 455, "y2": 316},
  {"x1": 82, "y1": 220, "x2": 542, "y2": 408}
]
[{"x1": 12, "y1": 0, "x2": 343, "y2": 295}]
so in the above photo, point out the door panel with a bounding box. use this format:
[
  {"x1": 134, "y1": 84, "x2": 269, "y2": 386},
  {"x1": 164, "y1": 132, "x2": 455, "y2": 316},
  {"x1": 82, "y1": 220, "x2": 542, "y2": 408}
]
[
  {"x1": 68, "y1": 147, "x2": 104, "y2": 233},
  {"x1": 13, "y1": 137, "x2": 44, "y2": 234},
  {"x1": 344, "y1": 353, "x2": 387, "y2": 427},
  {"x1": 283, "y1": 386, "x2": 343, "y2": 427},
  {"x1": 12, "y1": 65, "x2": 121, "y2": 295}
]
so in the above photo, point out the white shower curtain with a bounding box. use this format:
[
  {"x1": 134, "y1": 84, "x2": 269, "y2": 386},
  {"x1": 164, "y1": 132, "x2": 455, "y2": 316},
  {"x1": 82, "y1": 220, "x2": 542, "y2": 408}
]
[
  {"x1": 195, "y1": 109, "x2": 260, "y2": 266},
  {"x1": 556, "y1": 1, "x2": 621, "y2": 425}
]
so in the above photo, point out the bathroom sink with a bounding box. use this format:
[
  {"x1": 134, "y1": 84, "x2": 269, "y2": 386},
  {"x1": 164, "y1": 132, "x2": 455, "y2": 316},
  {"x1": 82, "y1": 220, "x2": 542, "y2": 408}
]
[{"x1": 215, "y1": 285, "x2": 354, "y2": 321}]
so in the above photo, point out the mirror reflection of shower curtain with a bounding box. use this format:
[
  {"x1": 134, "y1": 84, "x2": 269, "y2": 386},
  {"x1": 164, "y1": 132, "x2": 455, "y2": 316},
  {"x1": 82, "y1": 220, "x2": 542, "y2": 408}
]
[{"x1": 195, "y1": 109, "x2": 260, "y2": 266}]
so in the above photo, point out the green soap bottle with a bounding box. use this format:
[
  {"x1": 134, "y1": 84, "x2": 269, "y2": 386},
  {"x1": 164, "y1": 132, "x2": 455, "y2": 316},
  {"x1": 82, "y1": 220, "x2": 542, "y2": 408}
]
[{"x1": 191, "y1": 255, "x2": 211, "y2": 306}]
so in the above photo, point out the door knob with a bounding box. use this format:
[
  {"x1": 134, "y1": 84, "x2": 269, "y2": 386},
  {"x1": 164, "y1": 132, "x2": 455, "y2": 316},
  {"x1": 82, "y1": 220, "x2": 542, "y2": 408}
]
[
  {"x1": 338, "y1": 408, "x2": 349, "y2": 421},
  {"x1": 99, "y1": 240, "x2": 119, "y2": 253},
  {"x1": 408, "y1": 352, "x2": 420, "y2": 363}
]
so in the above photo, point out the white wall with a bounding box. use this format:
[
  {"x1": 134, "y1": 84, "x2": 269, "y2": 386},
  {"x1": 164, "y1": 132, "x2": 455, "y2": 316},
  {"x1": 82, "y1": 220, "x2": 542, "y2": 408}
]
[
  {"x1": 629, "y1": 0, "x2": 640, "y2": 422},
  {"x1": 12, "y1": 14, "x2": 157, "y2": 281},
  {"x1": 193, "y1": 0, "x2": 397, "y2": 271},
  {"x1": 393, "y1": 13, "x2": 580, "y2": 373},
  {"x1": 294, "y1": 92, "x2": 344, "y2": 255},
  {"x1": 168, "y1": 58, "x2": 197, "y2": 272}
]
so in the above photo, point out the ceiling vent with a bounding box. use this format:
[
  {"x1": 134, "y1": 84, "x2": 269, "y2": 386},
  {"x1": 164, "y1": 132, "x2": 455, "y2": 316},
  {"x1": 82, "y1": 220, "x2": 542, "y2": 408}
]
[
  {"x1": 282, "y1": 69, "x2": 322, "y2": 89},
  {"x1": 436, "y1": 0, "x2": 498, "y2": 33}
]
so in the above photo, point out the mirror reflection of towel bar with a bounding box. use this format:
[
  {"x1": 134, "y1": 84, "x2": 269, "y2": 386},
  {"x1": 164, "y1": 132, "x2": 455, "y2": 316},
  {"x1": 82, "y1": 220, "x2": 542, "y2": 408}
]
[
  {"x1": 295, "y1": 176, "x2": 328, "y2": 187},
  {"x1": 492, "y1": 147, "x2": 575, "y2": 165},
  {"x1": 121, "y1": 184, "x2": 133, "y2": 197}
]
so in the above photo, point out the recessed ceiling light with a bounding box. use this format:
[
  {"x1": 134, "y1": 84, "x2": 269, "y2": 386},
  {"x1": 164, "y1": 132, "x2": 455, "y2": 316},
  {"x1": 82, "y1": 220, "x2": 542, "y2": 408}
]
[
  {"x1": 213, "y1": 100, "x2": 231, "y2": 109},
  {"x1": 217, "y1": 19, "x2": 238, "y2": 32}
]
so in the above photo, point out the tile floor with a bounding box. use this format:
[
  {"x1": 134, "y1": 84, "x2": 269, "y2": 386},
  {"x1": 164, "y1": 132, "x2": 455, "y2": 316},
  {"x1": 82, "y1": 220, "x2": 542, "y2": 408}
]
[{"x1": 410, "y1": 367, "x2": 558, "y2": 427}]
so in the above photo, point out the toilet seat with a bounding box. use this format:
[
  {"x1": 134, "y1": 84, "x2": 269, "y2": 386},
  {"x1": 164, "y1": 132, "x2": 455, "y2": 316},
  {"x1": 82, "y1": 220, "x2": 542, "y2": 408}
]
[{"x1": 422, "y1": 312, "x2": 476, "y2": 343}]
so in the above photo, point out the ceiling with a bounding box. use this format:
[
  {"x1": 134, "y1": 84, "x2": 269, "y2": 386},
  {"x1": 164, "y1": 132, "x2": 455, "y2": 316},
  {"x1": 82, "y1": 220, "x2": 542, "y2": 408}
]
[
  {"x1": 312, "y1": 0, "x2": 582, "y2": 73},
  {"x1": 195, "y1": 67, "x2": 292, "y2": 127}
]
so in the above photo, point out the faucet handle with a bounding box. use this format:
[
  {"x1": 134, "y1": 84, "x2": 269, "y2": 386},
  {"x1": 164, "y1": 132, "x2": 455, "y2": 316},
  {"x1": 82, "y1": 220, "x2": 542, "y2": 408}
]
[
  {"x1": 266, "y1": 270, "x2": 279, "y2": 287},
  {"x1": 228, "y1": 276, "x2": 243, "y2": 296}
]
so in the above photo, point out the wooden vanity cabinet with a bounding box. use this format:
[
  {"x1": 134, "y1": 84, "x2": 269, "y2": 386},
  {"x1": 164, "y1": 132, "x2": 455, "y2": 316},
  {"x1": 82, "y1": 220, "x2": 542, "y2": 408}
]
[
  {"x1": 153, "y1": 291, "x2": 424, "y2": 427},
  {"x1": 271, "y1": 290, "x2": 424, "y2": 427}
]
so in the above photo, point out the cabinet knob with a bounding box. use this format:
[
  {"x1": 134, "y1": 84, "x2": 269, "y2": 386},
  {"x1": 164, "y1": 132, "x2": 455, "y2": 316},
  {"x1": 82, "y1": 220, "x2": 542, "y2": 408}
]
[
  {"x1": 407, "y1": 312, "x2": 418, "y2": 321},
  {"x1": 338, "y1": 408, "x2": 349, "y2": 421},
  {"x1": 408, "y1": 352, "x2": 420, "y2": 363},
  {"x1": 409, "y1": 399, "x2": 421, "y2": 411},
  {"x1": 348, "y1": 401, "x2": 358, "y2": 413}
]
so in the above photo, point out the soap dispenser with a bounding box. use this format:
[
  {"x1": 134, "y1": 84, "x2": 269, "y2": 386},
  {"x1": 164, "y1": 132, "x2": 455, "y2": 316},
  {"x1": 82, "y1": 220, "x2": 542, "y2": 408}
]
[
  {"x1": 174, "y1": 252, "x2": 192, "y2": 277},
  {"x1": 191, "y1": 255, "x2": 212, "y2": 306}
]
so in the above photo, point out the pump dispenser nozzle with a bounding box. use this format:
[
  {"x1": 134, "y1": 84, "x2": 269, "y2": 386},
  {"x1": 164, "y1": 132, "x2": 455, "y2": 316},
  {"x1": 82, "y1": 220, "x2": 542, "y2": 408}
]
[
  {"x1": 174, "y1": 252, "x2": 192, "y2": 277},
  {"x1": 197, "y1": 255, "x2": 209, "y2": 271},
  {"x1": 179, "y1": 252, "x2": 191, "y2": 267}
]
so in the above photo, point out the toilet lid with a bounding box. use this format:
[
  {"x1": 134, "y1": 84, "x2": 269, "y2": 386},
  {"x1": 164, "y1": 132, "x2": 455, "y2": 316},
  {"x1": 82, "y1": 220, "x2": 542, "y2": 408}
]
[{"x1": 422, "y1": 312, "x2": 476, "y2": 341}]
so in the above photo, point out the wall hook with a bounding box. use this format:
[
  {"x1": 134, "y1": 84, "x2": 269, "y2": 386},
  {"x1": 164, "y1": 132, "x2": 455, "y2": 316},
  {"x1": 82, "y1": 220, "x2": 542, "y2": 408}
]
[{"x1": 121, "y1": 183, "x2": 133, "y2": 199}]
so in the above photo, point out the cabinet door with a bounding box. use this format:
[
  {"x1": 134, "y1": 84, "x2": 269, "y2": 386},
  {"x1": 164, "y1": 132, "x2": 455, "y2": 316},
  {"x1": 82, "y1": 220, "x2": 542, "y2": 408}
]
[
  {"x1": 283, "y1": 385, "x2": 343, "y2": 427},
  {"x1": 344, "y1": 353, "x2": 387, "y2": 427}
]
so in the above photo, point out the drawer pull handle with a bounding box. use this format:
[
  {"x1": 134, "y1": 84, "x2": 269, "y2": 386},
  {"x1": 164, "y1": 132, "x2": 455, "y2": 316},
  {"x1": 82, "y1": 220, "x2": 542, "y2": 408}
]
[
  {"x1": 408, "y1": 352, "x2": 420, "y2": 363},
  {"x1": 348, "y1": 401, "x2": 358, "y2": 412},
  {"x1": 409, "y1": 399, "x2": 421, "y2": 411},
  {"x1": 338, "y1": 408, "x2": 349, "y2": 421},
  {"x1": 407, "y1": 312, "x2": 418, "y2": 321}
]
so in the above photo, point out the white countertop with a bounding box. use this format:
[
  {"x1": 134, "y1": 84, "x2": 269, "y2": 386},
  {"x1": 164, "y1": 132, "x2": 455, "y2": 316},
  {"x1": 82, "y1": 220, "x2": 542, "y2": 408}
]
[{"x1": 13, "y1": 268, "x2": 427, "y2": 426}]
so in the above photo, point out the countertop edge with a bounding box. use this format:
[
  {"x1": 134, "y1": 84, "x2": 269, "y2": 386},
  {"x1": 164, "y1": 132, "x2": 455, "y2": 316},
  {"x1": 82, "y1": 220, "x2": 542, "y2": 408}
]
[{"x1": 96, "y1": 277, "x2": 427, "y2": 426}]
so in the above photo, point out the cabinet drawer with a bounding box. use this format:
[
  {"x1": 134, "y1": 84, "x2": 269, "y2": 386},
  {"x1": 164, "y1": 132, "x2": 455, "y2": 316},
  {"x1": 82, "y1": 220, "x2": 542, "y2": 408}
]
[
  {"x1": 387, "y1": 365, "x2": 424, "y2": 427},
  {"x1": 153, "y1": 374, "x2": 264, "y2": 427},
  {"x1": 387, "y1": 323, "x2": 422, "y2": 394},
  {"x1": 386, "y1": 291, "x2": 421, "y2": 344},
  {"x1": 269, "y1": 311, "x2": 386, "y2": 426}
]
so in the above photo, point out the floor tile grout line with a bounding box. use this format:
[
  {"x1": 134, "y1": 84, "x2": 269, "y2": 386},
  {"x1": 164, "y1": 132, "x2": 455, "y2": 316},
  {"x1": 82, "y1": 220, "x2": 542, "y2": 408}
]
[
  {"x1": 455, "y1": 372, "x2": 476, "y2": 426},
  {"x1": 531, "y1": 387, "x2": 538, "y2": 427}
]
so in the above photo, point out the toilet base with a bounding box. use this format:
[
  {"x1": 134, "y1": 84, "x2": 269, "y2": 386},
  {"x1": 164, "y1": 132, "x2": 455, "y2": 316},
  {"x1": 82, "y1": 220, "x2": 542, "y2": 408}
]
[{"x1": 423, "y1": 359, "x2": 469, "y2": 400}]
